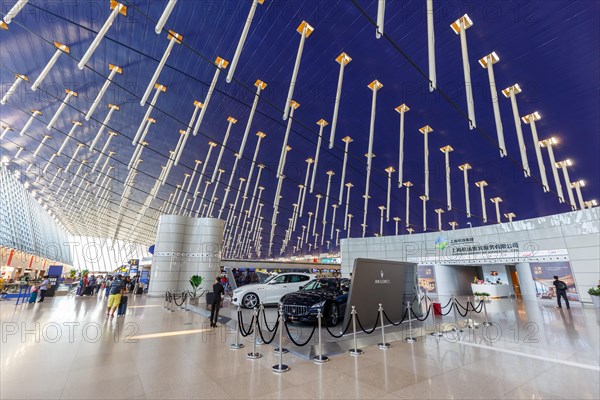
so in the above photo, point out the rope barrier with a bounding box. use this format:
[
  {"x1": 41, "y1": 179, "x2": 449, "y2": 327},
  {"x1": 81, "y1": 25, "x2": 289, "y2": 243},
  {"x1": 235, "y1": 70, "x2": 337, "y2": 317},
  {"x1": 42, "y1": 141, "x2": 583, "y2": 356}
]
[
  {"x1": 257, "y1": 319, "x2": 280, "y2": 344},
  {"x1": 470, "y1": 300, "x2": 485, "y2": 313},
  {"x1": 238, "y1": 311, "x2": 255, "y2": 337},
  {"x1": 261, "y1": 306, "x2": 278, "y2": 333},
  {"x1": 454, "y1": 302, "x2": 469, "y2": 318},
  {"x1": 356, "y1": 311, "x2": 380, "y2": 335},
  {"x1": 383, "y1": 307, "x2": 408, "y2": 326},
  {"x1": 440, "y1": 298, "x2": 454, "y2": 309},
  {"x1": 454, "y1": 299, "x2": 470, "y2": 313},
  {"x1": 324, "y1": 315, "x2": 352, "y2": 338},
  {"x1": 440, "y1": 302, "x2": 455, "y2": 316},
  {"x1": 411, "y1": 304, "x2": 432, "y2": 322},
  {"x1": 283, "y1": 321, "x2": 317, "y2": 347}
]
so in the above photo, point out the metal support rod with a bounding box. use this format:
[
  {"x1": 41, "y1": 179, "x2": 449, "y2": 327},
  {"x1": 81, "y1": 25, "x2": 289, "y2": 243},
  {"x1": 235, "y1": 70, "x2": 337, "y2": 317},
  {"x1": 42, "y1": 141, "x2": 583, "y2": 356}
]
[
  {"x1": 377, "y1": 303, "x2": 390, "y2": 349},
  {"x1": 313, "y1": 309, "x2": 329, "y2": 363},
  {"x1": 349, "y1": 306, "x2": 363, "y2": 355},
  {"x1": 272, "y1": 305, "x2": 290, "y2": 373},
  {"x1": 405, "y1": 302, "x2": 416, "y2": 342},
  {"x1": 482, "y1": 299, "x2": 492, "y2": 326},
  {"x1": 452, "y1": 297, "x2": 463, "y2": 332},
  {"x1": 230, "y1": 306, "x2": 245, "y2": 349},
  {"x1": 247, "y1": 307, "x2": 262, "y2": 359}
]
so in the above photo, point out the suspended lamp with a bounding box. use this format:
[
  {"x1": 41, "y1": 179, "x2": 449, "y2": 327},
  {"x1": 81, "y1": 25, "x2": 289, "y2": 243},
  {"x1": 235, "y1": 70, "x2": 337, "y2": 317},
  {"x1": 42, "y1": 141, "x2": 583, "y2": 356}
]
[
  {"x1": 329, "y1": 53, "x2": 352, "y2": 148},
  {"x1": 283, "y1": 21, "x2": 313, "y2": 120}
]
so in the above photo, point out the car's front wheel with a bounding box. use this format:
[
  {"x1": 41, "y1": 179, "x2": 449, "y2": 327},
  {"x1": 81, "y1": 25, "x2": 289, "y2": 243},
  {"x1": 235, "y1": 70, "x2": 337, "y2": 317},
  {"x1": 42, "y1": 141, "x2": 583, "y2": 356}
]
[
  {"x1": 242, "y1": 292, "x2": 259, "y2": 309},
  {"x1": 327, "y1": 303, "x2": 339, "y2": 326}
]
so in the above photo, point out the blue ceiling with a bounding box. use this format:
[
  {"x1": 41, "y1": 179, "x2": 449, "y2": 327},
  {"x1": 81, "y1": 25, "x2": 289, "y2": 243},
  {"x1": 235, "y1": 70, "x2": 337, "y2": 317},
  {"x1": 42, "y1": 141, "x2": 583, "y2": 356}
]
[{"x1": 1, "y1": 0, "x2": 598, "y2": 256}]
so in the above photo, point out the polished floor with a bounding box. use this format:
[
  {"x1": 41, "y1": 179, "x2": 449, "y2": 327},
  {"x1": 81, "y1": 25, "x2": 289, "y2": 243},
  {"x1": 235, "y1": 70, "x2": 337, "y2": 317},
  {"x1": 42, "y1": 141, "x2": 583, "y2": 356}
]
[{"x1": 1, "y1": 293, "x2": 598, "y2": 399}]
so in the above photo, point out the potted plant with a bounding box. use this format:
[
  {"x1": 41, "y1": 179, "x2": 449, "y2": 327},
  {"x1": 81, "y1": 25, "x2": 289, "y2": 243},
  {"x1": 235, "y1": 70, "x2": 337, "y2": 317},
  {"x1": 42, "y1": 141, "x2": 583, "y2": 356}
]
[
  {"x1": 588, "y1": 287, "x2": 600, "y2": 308},
  {"x1": 473, "y1": 291, "x2": 491, "y2": 301},
  {"x1": 188, "y1": 275, "x2": 203, "y2": 305}
]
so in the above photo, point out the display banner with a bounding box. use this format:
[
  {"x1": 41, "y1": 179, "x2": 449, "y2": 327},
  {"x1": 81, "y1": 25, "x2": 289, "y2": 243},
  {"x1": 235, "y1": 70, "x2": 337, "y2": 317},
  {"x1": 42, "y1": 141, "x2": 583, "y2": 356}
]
[
  {"x1": 343, "y1": 258, "x2": 419, "y2": 329},
  {"x1": 46, "y1": 265, "x2": 63, "y2": 297},
  {"x1": 140, "y1": 270, "x2": 150, "y2": 285},
  {"x1": 530, "y1": 261, "x2": 580, "y2": 301},
  {"x1": 418, "y1": 264, "x2": 437, "y2": 293}
]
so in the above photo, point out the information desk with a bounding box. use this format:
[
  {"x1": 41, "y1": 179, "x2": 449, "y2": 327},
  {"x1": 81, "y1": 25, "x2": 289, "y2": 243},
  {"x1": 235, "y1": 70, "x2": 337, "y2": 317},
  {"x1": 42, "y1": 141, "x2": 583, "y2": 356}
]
[{"x1": 471, "y1": 283, "x2": 511, "y2": 298}]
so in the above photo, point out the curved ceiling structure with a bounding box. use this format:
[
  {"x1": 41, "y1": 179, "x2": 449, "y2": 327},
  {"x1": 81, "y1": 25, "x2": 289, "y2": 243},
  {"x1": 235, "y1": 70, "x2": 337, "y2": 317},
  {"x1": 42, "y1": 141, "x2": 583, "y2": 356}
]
[{"x1": 1, "y1": 0, "x2": 598, "y2": 258}]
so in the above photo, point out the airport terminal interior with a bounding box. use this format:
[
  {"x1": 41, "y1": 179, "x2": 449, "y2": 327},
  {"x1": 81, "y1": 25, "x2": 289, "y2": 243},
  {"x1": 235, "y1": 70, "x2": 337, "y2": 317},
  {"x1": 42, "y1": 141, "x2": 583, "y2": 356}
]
[{"x1": 0, "y1": 0, "x2": 599, "y2": 399}]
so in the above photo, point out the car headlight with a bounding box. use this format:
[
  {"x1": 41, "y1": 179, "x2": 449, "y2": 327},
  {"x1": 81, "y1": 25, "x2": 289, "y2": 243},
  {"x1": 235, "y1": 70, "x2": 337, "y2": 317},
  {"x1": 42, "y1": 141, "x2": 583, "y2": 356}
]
[{"x1": 310, "y1": 300, "x2": 326, "y2": 309}]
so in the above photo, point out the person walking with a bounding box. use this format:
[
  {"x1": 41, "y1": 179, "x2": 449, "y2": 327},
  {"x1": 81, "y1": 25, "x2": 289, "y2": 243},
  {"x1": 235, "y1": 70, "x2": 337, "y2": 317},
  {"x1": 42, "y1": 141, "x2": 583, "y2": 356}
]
[
  {"x1": 553, "y1": 275, "x2": 570, "y2": 309},
  {"x1": 210, "y1": 277, "x2": 224, "y2": 327},
  {"x1": 38, "y1": 276, "x2": 50, "y2": 302},
  {"x1": 106, "y1": 275, "x2": 125, "y2": 317}
]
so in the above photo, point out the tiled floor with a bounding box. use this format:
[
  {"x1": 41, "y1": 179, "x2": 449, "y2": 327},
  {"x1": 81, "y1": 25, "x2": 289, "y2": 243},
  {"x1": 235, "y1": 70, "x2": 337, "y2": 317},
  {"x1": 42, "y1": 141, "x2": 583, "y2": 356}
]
[{"x1": 1, "y1": 294, "x2": 598, "y2": 399}]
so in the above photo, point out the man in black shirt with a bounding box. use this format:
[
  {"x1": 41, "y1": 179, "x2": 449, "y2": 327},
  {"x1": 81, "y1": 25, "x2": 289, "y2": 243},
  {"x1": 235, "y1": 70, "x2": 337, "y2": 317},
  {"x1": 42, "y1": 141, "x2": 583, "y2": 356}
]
[
  {"x1": 210, "y1": 277, "x2": 224, "y2": 327},
  {"x1": 553, "y1": 275, "x2": 570, "y2": 310}
]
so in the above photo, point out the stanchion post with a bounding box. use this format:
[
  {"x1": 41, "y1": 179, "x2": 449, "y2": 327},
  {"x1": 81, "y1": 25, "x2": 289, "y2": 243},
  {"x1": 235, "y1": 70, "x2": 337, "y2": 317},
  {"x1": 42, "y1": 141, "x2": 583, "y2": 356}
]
[
  {"x1": 405, "y1": 301, "x2": 416, "y2": 342},
  {"x1": 247, "y1": 307, "x2": 262, "y2": 359},
  {"x1": 313, "y1": 309, "x2": 329, "y2": 363},
  {"x1": 349, "y1": 306, "x2": 364, "y2": 355},
  {"x1": 452, "y1": 297, "x2": 463, "y2": 332},
  {"x1": 272, "y1": 305, "x2": 290, "y2": 373},
  {"x1": 378, "y1": 303, "x2": 391, "y2": 349},
  {"x1": 184, "y1": 291, "x2": 189, "y2": 311},
  {"x1": 430, "y1": 298, "x2": 444, "y2": 337},
  {"x1": 482, "y1": 298, "x2": 492, "y2": 326},
  {"x1": 230, "y1": 305, "x2": 245, "y2": 350},
  {"x1": 256, "y1": 303, "x2": 265, "y2": 345},
  {"x1": 170, "y1": 292, "x2": 175, "y2": 312},
  {"x1": 466, "y1": 296, "x2": 478, "y2": 329},
  {"x1": 274, "y1": 306, "x2": 288, "y2": 354}
]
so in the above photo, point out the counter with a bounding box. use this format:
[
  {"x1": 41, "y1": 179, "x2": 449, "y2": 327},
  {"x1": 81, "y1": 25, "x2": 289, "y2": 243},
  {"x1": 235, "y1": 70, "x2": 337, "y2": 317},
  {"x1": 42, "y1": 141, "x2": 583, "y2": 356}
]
[{"x1": 471, "y1": 283, "x2": 511, "y2": 298}]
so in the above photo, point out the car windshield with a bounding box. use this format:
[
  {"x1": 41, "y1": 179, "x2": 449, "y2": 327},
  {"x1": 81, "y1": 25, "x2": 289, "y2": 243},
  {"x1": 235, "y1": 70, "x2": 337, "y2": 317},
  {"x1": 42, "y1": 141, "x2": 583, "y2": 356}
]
[{"x1": 303, "y1": 279, "x2": 337, "y2": 291}]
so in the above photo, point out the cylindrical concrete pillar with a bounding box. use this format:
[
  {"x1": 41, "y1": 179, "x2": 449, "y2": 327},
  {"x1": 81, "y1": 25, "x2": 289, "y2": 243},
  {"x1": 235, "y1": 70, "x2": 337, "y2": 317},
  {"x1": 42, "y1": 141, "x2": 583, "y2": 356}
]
[
  {"x1": 515, "y1": 262, "x2": 536, "y2": 301},
  {"x1": 149, "y1": 215, "x2": 224, "y2": 297}
]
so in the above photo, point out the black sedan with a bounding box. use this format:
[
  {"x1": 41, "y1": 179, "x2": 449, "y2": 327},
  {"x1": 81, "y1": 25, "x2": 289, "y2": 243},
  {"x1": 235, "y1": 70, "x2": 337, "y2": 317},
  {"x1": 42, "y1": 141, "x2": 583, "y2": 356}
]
[{"x1": 279, "y1": 278, "x2": 350, "y2": 326}]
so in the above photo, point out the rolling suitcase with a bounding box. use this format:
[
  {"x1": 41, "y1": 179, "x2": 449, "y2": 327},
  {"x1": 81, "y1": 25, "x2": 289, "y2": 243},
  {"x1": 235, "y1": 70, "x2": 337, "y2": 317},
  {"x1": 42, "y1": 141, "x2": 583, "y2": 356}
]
[
  {"x1": 117, "y1": 295, "x2": 128, "y2": 316},
  {"x1": 28, "y1": 290, "x2": 38, "y2": 303}
]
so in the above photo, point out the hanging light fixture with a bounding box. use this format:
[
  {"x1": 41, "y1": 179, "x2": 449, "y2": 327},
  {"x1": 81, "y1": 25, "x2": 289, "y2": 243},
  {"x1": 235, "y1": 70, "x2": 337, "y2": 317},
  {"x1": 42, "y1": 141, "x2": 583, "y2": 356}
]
[
  {"x1": 450, "y1": 14, "x2": 476, "y2": 129},
  {"x1": 300, "y1": 158, "x2": 314, "y2": 216},
  {"x1": 459, "y1": 163, "x2": 472, "y2": 217},
  {"x1": 449, "y1": 221, "x2": 458, "y2": 230},
  {"x1": 242, "y1": 131, "x2": 266, "y2": 198},
  {"x1": 420, "y1": 195, "x2": 428, "y2": 231},
  {"x1": 20, "y1": 109, "x2": 42, "y2": 136},
  {"x1": 140, "y1": 30, "x2": 182, "y2": 106},
  {"x1": 440, "y1": 145, "x2": 454, "y2": 210},
  {"x1": 65, "y1": 143, "x2": 86, "y2": 172},
  {"x1": 393, "y1": 217, "x2": 401, "y2": 235},
  {"x1": 1, "y1": 125, "x2": 14, "y2": 139},
  {"x1": 329, "y1": 53, "x2": 352, "y2": 148},
  {"x1": 57, "y1": 120, "x2": 82, "y2": 156},
  {"x1": 193, "y1": 57, "x2": 229, "y2": 135},
  {"x1": 394, "y1": 104, "x2": 410, "y2": 187},
  {"x1": 310, "y1": 119, "x2": 328, "y2": 193},
  {"x1": 3, "y1": 0, "x2": 29, "y2": 24},
  {"x1": 571, "y1": 180, "x2": 586, "y2": 210},
  {"x1": 338, "y1": 136, "x2": 353, "y2": 205},
  {"x1": 435, "y1": 208, "x2": 444, "y2": 231},
  {"x1": 226, "y1": 0, "x2": 265, "y2": 83},
  {"x1": 363, "y1": 80, "x2": 383, "y2": 237},
  {"x1": 277, "y1": 100, "x2": 300, "y2": 178},
  {"x1": 283, "y1": 21, "x2": 314, "y2": 120},
  {"x1": 91, "y1": 131, "x2": 117, "y2": 172},
  {"x1": 1, "y1": 74, "x2": 28, "y2": 105},
  {"x1": 330, "y1": 203, "x2": 339, "y2": 240},
  {"x1": 539, "y1": 137, "x2": 563, "y2": 203},
  {"x1": 556, "y1": 159, "x2": 576, "y2": 210},
  {"x1": 211, "y1": 117, "x2": 238, "y2": 181},
  {"x1": 378, "y1": 206, "x2": 386, "y2": 236},
  {"x1": 343, "y1": 182, "x2": 353, "y2": 230},
  {"x1": 155, "y1": 0, "x2": 178, "y2": 34},
  {"x1": 376, "y1": 0, "x2": 386, "y2": 38},
  {"x1": 502, "y1": 84, "x2": 530, "y2": 176},
  {"x1": 313, "y1": 194, "x2": 323, "y2": 236},
  {"x1": 384, "y1": 166, "x2": 395, "y2": 221},
  {"x1": 89, "y1": 104, "x2": 119, "y2": 151},
  {"x1": 475, "y1": 180, "x2": 488, "y2": 223},
  {"x1": 504, "y1": 212, "x2": 516, "y2": 223},
  {"x1": 522, "y1": 112, "x2": 549, "y2": 192},
  {"x1": 403, "y1": 181, "x2": 413, "y2": 227},
  {"x1": 321, "y1": 170, "x2": 335, "y2": 244},
  {"x1": 43, "y1": 153, "x2": 58, "y2": 174},
  {"x1": 426, "y1": 0, "x2": 436, "y2": 91},
  {"x1": 479, "y1": 52, "x2": 505, "y2": 156},
  {"x1": 490, "y1": 197, "x2": 503, "y2": 223},
  {"x1": 33, "y1": 134, "x2": 52, "y2": 158},
  {"x1": 419, "y1": 125, "x2": 433, "y2": 199},
  {"x1": 133, "y1": 84, "x2": 166, "y2": 145},
  {"x1": 175, "y1": 101, "x2": 203, "y2": 165},
  {"x1": 31, "y1": 42, "x2": 70, "y2": 91},
  {"x1": 85, "y1": 64, "x2": 122, "y2": 121},
  {"x1": 78, "y1": 1, "x2": 127, "y2": 69},
  {"x1": 47, "y1": 89, "x2": 77, "y2": 131}
]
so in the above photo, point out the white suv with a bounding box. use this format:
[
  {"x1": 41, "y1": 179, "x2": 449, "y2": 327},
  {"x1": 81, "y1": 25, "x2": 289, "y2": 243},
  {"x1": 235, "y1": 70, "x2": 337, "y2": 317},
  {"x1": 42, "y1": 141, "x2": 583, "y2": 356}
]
[{"x1": 232, "y1": 272, "x2": 314, "y2": 309}]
